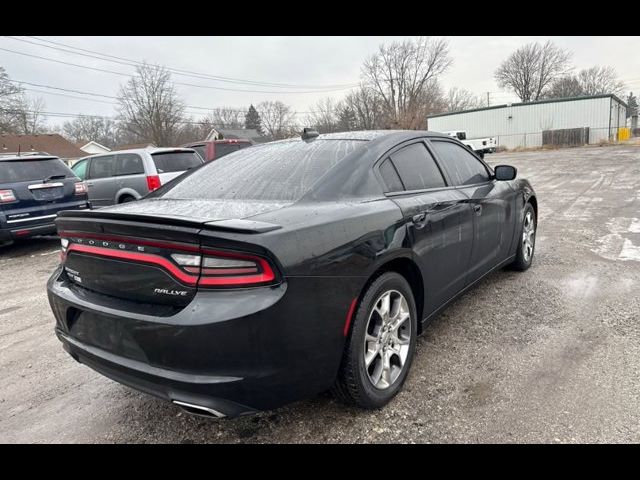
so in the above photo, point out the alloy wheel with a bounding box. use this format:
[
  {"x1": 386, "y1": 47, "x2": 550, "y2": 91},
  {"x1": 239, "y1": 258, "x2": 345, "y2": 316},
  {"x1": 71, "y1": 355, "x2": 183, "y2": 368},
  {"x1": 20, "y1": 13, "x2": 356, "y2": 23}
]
[
  {"x1": 522, "y1": 211, "x2": 536, "y2": 262},
  {"x1": 363, "y1": 290, "x2": 412, "y2": 390}
]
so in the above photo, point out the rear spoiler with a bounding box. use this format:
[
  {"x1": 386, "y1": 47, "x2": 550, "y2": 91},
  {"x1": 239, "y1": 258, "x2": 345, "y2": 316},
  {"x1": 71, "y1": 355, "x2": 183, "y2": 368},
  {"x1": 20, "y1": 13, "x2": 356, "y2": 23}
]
[{"x1": 56, "y1": 209, "x2": 281, "y2": 234}]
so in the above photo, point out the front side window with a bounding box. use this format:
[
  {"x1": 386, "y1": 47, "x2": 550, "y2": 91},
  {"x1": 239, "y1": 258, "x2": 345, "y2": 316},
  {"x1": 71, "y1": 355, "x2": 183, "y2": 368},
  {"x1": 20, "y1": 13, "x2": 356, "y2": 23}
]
[
  {"x1": 72, "y1": 159, "x2": 88, "y2": 180},
  {"x1": 388, "y1": 142, "x2": 446, "y2": 191},
  {"x1": 88, "y1": 156, "x2": 115, "y2": 179},
  {"x1": 430, "y1": 140, "x2": 490, "y2": 186}
]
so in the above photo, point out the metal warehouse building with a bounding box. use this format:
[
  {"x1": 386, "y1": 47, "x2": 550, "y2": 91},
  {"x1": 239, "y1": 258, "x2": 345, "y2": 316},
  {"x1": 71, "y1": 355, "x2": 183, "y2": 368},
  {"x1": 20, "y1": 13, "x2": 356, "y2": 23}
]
[{"x1": 427, "y1": 94, "x2": 628, "y2": 149}]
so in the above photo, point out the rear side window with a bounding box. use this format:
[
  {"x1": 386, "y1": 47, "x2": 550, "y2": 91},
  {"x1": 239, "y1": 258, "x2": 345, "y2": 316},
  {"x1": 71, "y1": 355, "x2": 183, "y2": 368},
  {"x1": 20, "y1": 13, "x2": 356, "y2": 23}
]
[
  {"x1": 389, "y1": 142, "x2": 446, "y2": 191},
  {"x1": 161, "y1": 139, "x2": 363, "y2": 202},
  {"x1": 72, "y1": 159, "x2": 88, "y2": 180},
  {"x1": 152, "y1": 151, "x2": 202, "y2": 173},
  {"x1": 115, "y1": 154, "x2": 144, "y2": 176},
  {"x1": 430, "y1": 140, "x2": 489, "y2": 186},
  {"x1": 88, "y1": 155, "x2": 115, "y2": 179},
  {"x1": 0, "y1": 158, "x2": 73, "y2": 182},
  {"x1": 379, "y1": 158, "x2": 404, "y2": 192}
]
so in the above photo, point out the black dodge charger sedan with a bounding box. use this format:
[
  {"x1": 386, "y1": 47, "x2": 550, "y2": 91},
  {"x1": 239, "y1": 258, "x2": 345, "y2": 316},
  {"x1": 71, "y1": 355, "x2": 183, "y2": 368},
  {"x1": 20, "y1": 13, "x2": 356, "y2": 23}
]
[{"x1": 47, "y1": 130, "x2": 537, "y2": 418}]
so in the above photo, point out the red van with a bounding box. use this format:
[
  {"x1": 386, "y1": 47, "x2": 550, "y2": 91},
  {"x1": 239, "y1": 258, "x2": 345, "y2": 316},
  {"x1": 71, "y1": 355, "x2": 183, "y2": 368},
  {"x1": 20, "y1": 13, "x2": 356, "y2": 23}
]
[{"x1": 182, "y1": 139, "x2": 253, "y2": 162}]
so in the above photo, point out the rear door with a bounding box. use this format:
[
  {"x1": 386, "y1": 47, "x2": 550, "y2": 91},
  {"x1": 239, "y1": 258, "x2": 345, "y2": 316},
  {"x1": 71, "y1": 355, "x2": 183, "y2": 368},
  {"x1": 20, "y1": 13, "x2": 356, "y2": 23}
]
[
  {"x1": 429, "y1": 139, "x2": 517, "y2": 284},
  {"x1": 113, "y1": 153, "x2": 146, "y2": 200},
  {"x1": 86, "y1": 155, "x2": 117, "y2": 207},
  {"x1": 150, "y1": 151, "x2": 203, "y2": 184},
  {"x1": 378, "y1": 140, "x2": 474, "y2": 316}
]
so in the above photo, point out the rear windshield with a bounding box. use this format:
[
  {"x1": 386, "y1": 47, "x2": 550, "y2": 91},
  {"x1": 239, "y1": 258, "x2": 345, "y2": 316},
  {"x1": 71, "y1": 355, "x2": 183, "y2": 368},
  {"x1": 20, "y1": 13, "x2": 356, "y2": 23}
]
[
  {"x1": 152, "y1": 151, "x2": 202, "y2": 173},
  {"x1": 0, "y1": 158, "x2": 74, "y2": 183},
  {"x1": 161, "y1": 139, "x2": 363, "y2": 202}
]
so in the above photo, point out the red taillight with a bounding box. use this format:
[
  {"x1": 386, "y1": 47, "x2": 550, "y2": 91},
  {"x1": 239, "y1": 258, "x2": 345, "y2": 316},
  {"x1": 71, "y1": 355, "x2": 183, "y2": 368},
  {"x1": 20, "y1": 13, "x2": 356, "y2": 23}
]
[
  {"x1": 74, "y1": 182, "x2": 88, "y2": 195},
  {"x1": 0, "y1": 189, "x2": 17, "y2": 203},
  {"x1": 60, "y1": 231, "x2": 278, "y2": 288},
  {"x1": 171, "y1": 249, "x2": 276, "y2": 287},
  {"x1": 146, "y1": 175, "x2": 161, "y2": 191}
]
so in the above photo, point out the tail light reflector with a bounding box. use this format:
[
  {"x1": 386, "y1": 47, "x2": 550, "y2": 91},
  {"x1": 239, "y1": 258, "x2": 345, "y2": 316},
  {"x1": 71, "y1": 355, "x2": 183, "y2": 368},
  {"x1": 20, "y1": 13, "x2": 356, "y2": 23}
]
[
  {"x1": 146, "y1": 175, "x2": 161, "y2": 191},
  {"x1": 0, "y1": 189, "x2": 17, "y2": 203},
  {"x1": 74, "y1": 182, "x2": 88, "y2": 195}
]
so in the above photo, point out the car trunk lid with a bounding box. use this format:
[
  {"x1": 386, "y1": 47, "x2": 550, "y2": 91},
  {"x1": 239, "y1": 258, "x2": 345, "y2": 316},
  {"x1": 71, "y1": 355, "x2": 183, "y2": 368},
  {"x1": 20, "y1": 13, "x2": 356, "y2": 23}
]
[{"x1": 57, "y1": 205, "x2": 282, "y2": 307}]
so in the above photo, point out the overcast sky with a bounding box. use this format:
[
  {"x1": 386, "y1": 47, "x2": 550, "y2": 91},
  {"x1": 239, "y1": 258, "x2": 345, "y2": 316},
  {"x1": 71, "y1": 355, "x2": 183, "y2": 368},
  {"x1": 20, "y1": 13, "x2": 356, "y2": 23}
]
[{"x1": 1, "y1": 36, "x2": 639, "y2": 128}]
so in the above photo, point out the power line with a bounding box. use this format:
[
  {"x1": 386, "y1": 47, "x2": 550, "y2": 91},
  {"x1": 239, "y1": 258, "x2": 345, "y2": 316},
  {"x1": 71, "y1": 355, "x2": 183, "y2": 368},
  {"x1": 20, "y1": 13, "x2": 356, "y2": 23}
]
[
  {"x1": 0, "y1": 46, "x2": 356, "y2": 95},
  {"x1": 10, "y1": 79, "x2": 314, "y2": 115},
  {"x1": 21, "y1": 36, "x2": 359, "y2": 90}
]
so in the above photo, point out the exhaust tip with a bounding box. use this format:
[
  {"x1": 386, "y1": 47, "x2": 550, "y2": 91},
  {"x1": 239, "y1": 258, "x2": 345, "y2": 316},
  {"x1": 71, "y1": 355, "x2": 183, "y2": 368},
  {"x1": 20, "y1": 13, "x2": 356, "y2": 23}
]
[{"x1": 173, "y1": 400, "x2": 226, "y2": 418}]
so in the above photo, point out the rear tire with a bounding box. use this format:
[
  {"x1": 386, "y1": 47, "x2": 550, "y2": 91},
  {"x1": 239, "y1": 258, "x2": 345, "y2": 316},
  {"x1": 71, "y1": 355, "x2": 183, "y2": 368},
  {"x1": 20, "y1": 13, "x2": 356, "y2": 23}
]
[
  {"x1": 333, "y1": 272, "x2": 417, "y2": 409},
  {"x1": 119, "y1": 195, "x2": 136, "y2": 204},
  {"x1": 511, "y1": 203, "x2": 536, "y2": 271}
]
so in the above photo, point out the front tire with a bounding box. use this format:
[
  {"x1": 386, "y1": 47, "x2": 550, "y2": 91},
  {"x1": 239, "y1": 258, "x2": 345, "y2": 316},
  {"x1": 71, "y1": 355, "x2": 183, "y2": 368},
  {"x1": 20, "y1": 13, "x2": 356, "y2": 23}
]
[
  {"x1": 511, "y1": 203, "x2": 536, "y2": 271},
  {"x1": 333, "y1": 272, "x2": 417, "y2": 409}
]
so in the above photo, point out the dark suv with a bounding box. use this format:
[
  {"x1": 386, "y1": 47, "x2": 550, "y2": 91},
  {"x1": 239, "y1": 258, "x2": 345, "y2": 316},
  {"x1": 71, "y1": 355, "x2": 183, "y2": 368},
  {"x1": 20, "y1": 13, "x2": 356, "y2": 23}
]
[
  {"x1": 0, "y1": 155, "x2": 89, "y2": 245},
  {"x1": 182, "y1": 139, "x2": 253, "y2": 162}
]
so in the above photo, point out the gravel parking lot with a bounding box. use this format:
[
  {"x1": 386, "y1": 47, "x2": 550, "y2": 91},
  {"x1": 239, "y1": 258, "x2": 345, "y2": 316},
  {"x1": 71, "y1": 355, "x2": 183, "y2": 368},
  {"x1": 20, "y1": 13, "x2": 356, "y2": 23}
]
[{"x1": 1, "y1": 144, "x2": 639, "y2": 443}]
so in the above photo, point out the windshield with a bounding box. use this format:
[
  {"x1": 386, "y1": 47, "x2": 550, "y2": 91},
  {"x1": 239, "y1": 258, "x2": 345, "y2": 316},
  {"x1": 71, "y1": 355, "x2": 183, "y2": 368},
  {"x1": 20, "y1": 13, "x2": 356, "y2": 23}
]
[
  {"x1": 0, "y1": 158, "x2": 74, "y2": 183},
  {"x1": 160, "y1": 139, "x2": 363, "y2": 202},
  {"x1": 152, "y1": 151, "x2": 202, "y2": 173}
]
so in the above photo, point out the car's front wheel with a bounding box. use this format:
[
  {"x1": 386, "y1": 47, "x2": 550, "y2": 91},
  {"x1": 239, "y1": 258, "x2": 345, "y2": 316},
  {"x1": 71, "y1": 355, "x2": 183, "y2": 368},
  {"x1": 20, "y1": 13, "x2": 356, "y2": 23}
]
[
  {"x1": 511, "y1": 203, "x2": 536, "y2": 271},
  {"x1": 333, "y1": 272, "x2": 417, "y2": 409}
]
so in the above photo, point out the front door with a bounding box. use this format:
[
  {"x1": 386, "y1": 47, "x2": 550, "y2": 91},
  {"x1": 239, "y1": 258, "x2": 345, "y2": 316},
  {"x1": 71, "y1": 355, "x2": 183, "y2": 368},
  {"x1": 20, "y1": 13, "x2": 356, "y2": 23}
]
[{"x1": 429, "y1": 139, "x2": 517, "y2": 284}]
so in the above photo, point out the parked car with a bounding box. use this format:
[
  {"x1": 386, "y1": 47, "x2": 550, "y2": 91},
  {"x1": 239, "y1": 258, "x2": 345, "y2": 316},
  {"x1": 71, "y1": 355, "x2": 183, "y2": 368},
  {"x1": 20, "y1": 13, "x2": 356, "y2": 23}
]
[
  {"x1": 71, "y1": 148, "x2": 203, "y2": 207},
  {"x1": 47, "y1": 130, "x2": 537, "y2": 418},
  {"x1": 182, "y1": 139, "x2": 253, "y2": 162},
  {"x1": 0, "y1": 154, "x2": 89, "y2": 246},
  {"x1": 441, "y1": 130, "x2": 497, "y2": 159}
]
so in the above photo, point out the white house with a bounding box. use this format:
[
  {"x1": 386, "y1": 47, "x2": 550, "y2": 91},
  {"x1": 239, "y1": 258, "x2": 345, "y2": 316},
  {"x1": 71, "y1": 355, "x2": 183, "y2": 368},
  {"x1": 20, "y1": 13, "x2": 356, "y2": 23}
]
[{"x1": 78, "y1": 141, "x2": 111, "y2": 155}]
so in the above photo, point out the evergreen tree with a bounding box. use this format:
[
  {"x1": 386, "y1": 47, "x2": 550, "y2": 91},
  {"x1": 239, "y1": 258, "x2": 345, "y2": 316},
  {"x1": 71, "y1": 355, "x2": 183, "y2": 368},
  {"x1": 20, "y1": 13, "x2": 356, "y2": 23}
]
[
  {"x1": 626, "y1": 92, "x2": 638, "y2": 118},
  {"x1": 338, "y1": 106, "x2": 357, "y2": 131},
  {"x1": 244, "y1": 104, "x2": 263, "y2": 134}
]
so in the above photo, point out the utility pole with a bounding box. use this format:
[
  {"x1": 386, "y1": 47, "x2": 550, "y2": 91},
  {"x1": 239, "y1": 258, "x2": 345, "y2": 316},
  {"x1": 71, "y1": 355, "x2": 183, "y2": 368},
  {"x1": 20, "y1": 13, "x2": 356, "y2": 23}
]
[{"x1": 487, "y1": 92, "x2": 490, "y2": 107}]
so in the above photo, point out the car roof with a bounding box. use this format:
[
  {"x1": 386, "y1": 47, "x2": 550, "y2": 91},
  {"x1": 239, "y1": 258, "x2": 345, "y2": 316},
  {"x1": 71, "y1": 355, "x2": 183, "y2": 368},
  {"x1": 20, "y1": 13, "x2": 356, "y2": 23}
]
[{"x1": 0, "y1": 154, "x2": 60, "y2": 162}]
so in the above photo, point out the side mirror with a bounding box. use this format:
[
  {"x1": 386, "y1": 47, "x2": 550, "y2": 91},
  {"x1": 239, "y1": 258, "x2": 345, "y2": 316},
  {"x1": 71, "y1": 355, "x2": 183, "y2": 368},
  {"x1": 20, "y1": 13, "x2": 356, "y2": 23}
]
[{"x1": 494, "y1": 165, "x2": 517, "y2": 181}]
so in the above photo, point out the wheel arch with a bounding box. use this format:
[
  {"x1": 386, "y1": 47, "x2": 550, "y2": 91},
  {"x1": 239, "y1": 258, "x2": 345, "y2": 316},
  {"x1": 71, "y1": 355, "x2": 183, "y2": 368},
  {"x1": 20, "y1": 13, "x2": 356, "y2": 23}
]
[
  {"x1": 116, "y1": 188, "x2": 141, "y2": 203},
  {"x1": 357, "y1": 255, "x2": 425, "y2": 335},
  {"x1": 527, "y1": 194, "x2": 538, "y2": 220}
]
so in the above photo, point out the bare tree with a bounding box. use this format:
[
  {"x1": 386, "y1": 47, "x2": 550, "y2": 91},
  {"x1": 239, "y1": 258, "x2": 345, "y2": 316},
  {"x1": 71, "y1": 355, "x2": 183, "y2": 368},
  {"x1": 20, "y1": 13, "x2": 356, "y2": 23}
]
[
  {"x1": 13, "y1": 96, "x2": 46, "y2": 135},
  {"x1": 305, "y1": 97, "x2": 340, "y2": 133},
  {"x1": 117, "y1": 63, "x2": 185, "y2": 146},
  {"x1": 257, "y1": 101, "x2": 296, "y2": 140},
  {"x1": 62, "y1": 116, "x2": 118, "y2": 148},
  {"x1": 362, "y1": 37, "x2": 452, "y2": 129},
  {"x1": 205, "y1": 107, "x2": 244, "y2": 129},
  {"x1": 577, "y1": 66, "x2": 625, "y2": 96},
  {"x1": 1, "y1": 67, "x2": 32, "y2": 134},
  {"x1": 343, "y1": 86, "x2": 385, "y2": 130},
  {"x1": 494, "y1": 41, "x2": 572, "y2": 102},
  {"x1": 544, "y1": 75, "x2": 584, "y2": 99},
  {"x1": 445, "y1": 87, "x2": 485, "y2": 112}
]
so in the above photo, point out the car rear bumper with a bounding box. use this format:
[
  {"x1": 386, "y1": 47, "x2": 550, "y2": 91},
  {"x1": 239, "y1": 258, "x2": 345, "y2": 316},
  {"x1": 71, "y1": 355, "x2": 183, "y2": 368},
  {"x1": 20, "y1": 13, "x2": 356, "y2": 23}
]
[
  {"x1": 47, "y1": 265, "x2": 362, "y2": 416},
  {"x1": 1, "y1": 201, "x2": 89, "y2": 241}
]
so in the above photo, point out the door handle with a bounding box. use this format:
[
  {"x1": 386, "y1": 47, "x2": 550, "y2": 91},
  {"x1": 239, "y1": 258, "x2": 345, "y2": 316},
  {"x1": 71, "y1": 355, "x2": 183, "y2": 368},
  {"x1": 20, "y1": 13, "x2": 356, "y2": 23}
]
[
  {"x1": 86, "y1": 182, "x2": 94, "y2": 187},
  {"x1": 412, "y1": 212, "x2": 428, "y2": 229},
  {"x1": 473, "y1": 204, "x2": 482, "y2": 215}
]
